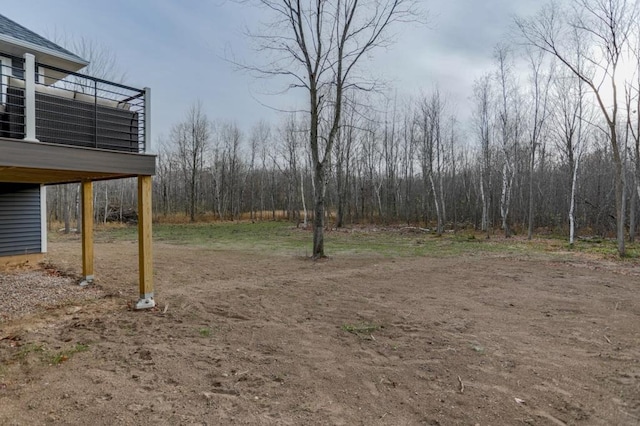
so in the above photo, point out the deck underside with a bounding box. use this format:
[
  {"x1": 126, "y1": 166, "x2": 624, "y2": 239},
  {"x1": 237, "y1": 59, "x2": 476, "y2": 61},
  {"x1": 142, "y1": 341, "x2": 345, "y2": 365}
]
[{"x1": 0, "y1": 137, "x2": 155, "y2": 184}]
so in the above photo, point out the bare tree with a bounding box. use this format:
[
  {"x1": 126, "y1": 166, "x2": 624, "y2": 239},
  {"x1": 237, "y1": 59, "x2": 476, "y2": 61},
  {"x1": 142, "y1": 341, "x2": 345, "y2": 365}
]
[
  {"x1": 173, "y1": 101, "x2": 210, "y2": 222},
  {"x1": 473, "y1": 74, "x2": 493, "y2": 238},
  {"x1": 357, "y1": 119, "x2": 384, "y2": 222},
  {"x1": 334, "y1": 96, "x2": 360, "y2": 227},
  {"x1": 552, "y1": 67, "x2": 589, "y2": 245},
  {"x1": 276, "y1": 115, "x2": 302, "y2": 221},
  {"x1": 517, "y1": 0, "x2": 639, "y2": 255},
  {"x1": 626, "y1": 25, "x2": 640, "y2": 241},
  {"x1": 48, "y1": 32, "x2": 126, "y2": 83},
  {"x1": 494, "y1": 44, "x2": 520, "y2": 238},
  {"x1": 248, "y1": 121, "x2": 271, "y2": 220},
  {"x1": 448, "y1": 116, "x2": 459, "y2": 233},
  {"x1": 400, "y1": 100, "x2": 418, "y2": 225},
  {"x1": 417, "y1": 89, "x2": 447, "y2": 235},
  {"x1": 219, "y1": 122, "x2": 244, "y2": 220},
  {"x1": 247, "y1": 0, "x2": 417, "y2": 258},
  {"x1": 382, "y1": 96, "x2": 400, "y2": 222},
  {"x1": 155, "y1": 136, "x2": 176, "y2": 217},
  {"x1": 524, "y1": 49, "x2": 554, "y2": 239}
]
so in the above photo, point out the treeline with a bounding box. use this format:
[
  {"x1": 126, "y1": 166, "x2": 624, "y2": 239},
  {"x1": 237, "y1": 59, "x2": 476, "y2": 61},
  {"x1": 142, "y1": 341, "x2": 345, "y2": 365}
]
[
  {"x1": 47, "y1": 85, "x2": 636, "y2": 240},
  {"x1": 45, "y1": 124, "x2": 629, "y2": 239},
  {"x1": 153, "y1": 89, "x2": 635, "y2": 239}
]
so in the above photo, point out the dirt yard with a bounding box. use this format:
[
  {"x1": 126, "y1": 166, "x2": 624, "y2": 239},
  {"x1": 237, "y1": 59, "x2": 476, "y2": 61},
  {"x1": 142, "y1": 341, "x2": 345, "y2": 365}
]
[{"x1": 0, "y1": 236, "x2": 639, "y2": 425}]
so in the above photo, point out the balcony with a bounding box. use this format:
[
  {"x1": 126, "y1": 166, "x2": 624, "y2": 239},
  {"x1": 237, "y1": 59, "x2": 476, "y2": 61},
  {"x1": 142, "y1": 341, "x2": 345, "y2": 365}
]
[{"x1": 0, "y1": 53, "x2": 148, "y2": 153}]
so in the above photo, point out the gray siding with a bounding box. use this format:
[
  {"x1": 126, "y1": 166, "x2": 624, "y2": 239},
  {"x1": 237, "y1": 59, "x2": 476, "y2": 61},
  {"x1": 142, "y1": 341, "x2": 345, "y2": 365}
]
[{"x1": 0, "y1": 183, "x2": 41, "y2": 256}]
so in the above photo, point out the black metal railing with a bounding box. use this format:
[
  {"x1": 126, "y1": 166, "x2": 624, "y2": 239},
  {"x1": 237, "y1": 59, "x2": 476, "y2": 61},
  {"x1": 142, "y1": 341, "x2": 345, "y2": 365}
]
[
  {"x1": 0, "y1": 60, "x2": 26, "y2": 140},
  {"x1": 0, "y1": 54, "x2": 148, "y2": 153}
]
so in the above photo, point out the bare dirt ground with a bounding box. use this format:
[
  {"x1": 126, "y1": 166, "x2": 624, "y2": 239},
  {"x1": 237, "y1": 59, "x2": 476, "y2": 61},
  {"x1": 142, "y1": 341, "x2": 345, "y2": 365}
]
[{"x1": 1, "y1": 236, "x2": 639, "y2": 425}]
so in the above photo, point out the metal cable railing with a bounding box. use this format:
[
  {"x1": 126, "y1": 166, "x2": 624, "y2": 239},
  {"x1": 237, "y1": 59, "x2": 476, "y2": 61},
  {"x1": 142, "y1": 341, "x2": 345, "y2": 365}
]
[{"x1": 0, "y1": 54, "x2": 148, "y2": 153}]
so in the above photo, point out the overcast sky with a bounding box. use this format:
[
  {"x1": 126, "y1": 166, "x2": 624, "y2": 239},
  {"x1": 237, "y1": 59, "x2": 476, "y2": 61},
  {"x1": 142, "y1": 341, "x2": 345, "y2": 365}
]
[{"x1": 3, "y1": 0, "x2": 542, "y2": 150}]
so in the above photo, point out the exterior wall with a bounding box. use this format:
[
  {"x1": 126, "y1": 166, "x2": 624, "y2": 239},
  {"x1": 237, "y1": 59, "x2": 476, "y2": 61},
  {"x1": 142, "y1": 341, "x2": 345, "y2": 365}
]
[{"x1": 0, "y1": 183, "x2": 42, "y2": 256}]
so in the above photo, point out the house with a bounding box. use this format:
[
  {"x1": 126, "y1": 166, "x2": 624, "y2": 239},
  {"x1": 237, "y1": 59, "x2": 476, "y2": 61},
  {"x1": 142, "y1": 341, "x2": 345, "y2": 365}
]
[{"x1": 0, "y1": 14, "x2": 156, "y2": 309}]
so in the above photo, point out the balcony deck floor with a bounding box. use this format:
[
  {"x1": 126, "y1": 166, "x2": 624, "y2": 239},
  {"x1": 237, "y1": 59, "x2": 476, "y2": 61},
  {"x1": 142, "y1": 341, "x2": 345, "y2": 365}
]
[{"x1": 0, "y1": 137, "x2": 155, "y2": 184}]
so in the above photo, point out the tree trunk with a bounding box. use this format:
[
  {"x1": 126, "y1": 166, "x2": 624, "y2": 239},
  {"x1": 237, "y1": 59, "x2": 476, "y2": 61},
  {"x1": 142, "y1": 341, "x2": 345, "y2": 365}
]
[
  {"x1": 629, "y1": 177, "x2": 636, "y2": 243},
  {"x1": 104, "y1": 183, "x2": 109, "y2": 224},
  {"x1": 614, "y1": 159, "x2": 626, "y2": 256},
  {"x1": 480, "y1": 179, "x2": 488, "y2": 233},
  {"x1": 569, "y1": 154, "x2": 579, "y2": 246},
  {"x1": 500, "y1": 163, "x2": 512, "y2": 237},
  {"x1": 633, "y1": 159, "x2": 640, "y2": 242},
  {"x1": 527, "y1": 146, "x2": 535, "y2": 239},
  {"x1": 429, "y1": 173, "x2": 443, "y2": 235},
  {"x1": 300, "y1": 168, "x2": 308, "y2": 228},
  {"x1": 63, "y1": 184, "x2": 70, "y2": 234},
  {"x1": 312, "y1": 163, "x2": 326, "y2": 258}
]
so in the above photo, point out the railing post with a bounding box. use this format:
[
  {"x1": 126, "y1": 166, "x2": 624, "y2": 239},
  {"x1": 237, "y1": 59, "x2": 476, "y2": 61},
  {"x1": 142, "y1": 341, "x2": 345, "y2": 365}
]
[
  {"x1": 93, "y1": 80, "x2": 98, "y2": 148},
  {"x1": 143, "y1": 87, "x2": 150, "y2": 152},
  {"x1": 23, "y1": 53, "x2": 39, "y2": 142}
]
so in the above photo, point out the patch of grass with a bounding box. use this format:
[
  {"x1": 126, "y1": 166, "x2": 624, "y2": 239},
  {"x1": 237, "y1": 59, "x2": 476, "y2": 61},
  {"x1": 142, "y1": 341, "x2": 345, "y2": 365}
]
[
  {"x1": 341, "y1": 322, "x2": 382, "y2": 336},
  {"x1": 13, "y1": 343, "x2": 45, "y2": 361},
  {"x1": 198, "y1": 327, "x2": 212, "y2": 337},
  {"x1": 97, "y1": 221, "x2": 309, "y2": 253},
  {"x1": 122, "y1": 324, "x2": 137, "y2": 336},
  {"x1": 9, "y1": 342, "x2": 89, "y2": 366},
  {"x1": 576, "y1": 241, "x2": 640, "y2": 259},
  {"x1": 84, "y1": 221, "x2": 640, "y2": 260},
  {"x1": 49, "y1": 343, "x2": 89, "y2": 365}
]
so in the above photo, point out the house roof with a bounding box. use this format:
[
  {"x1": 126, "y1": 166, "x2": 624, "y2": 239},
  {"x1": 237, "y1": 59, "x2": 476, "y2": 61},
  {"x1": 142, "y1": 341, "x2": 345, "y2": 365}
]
[{"x1": 0, "y1": 13, "x2": 88, "y2": 71}]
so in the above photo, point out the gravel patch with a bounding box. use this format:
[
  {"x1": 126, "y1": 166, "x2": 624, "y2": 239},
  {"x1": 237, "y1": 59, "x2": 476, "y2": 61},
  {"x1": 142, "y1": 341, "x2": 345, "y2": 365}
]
[{"x1": 0, "y1": 268, "x2": 103, "y2": 322}]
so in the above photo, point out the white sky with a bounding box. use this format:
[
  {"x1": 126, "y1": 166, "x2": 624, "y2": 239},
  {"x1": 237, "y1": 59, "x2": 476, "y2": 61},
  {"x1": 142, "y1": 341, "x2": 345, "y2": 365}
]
[{"x1": 3, "y1": 0, "x2": 544, "y2": 150}]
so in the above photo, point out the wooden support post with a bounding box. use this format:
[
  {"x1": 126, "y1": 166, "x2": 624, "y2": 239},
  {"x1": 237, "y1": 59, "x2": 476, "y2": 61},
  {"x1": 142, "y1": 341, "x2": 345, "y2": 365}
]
[
  {"x1": 80, "y1": 180, "x2": 94, "y2": 285},
  {"x1": 136, "y1": 175, "x2": 155, "y2": 309}
]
